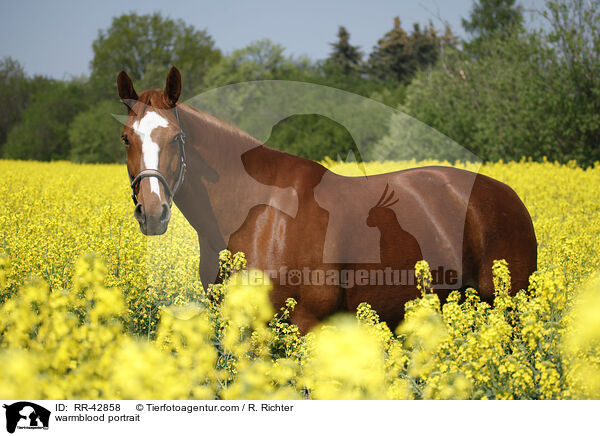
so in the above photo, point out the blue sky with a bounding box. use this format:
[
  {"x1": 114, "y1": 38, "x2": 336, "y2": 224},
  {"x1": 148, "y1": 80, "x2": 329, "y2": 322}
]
[{"x1": 0, "y1": 0, "x2": 545, "y2": 79}]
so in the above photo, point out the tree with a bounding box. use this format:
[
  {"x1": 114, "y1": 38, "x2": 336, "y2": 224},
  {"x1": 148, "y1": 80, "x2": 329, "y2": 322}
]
[
  {"x1": 264, "y1": 114, "x2": 358, "y2": 161},
  {"x1": 400, "y1": 4, "x2": 600, "y2": 168},
  {"x1": 0, "y1": 58, "x2": 52, "y2": 154},
  {"x1": 203, "y1": 39, "x2": 311, "y2": 88},
  {"x1": 368, "y1": 17, "x2": 456, "y2": 84},
  {"x1": 3, "y1": 80, "x2": 86, "y2": 161},
  {"x1": 0, "y1": 58, "x2": 28, "y2": 152},
  {"x1": 401, "y1": 33, "x2": 557, "y2": 162},
  {"x1": 317, "y1": 26, "x2": 381, "y2": 97},
  {"x1": 325, "y1": 26, "x2": 363, "y2": 75},
  {"x1": 396, "y1": 0, "x2": 600, "y2": 166},
  {"x1": 89, "y1": 12, "x2": 221, "y2": 99},
  {"x1": 462, "y1": 0, "x2": 524, "y2": 51},
  {"x1": 68, "y1": 99, "x2": 125, "y2": 163},
  {"x1": 542, "y1": 0, "x2": 600, "y2": 163}
]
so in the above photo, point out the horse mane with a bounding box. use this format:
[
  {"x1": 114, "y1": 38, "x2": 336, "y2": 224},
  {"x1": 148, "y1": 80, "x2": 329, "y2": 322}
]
[
  {"x1": 179, "y1": 102, "x2": 261, "y2": 147},
  {"x1": 178, "y1": 98, "x2": 327, "y2": 173}
]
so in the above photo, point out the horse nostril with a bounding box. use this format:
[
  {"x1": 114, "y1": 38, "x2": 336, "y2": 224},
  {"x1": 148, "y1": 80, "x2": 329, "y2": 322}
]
[
  {"x1": 134, "y1": 203, "x2": 145, "y2": 224},
  {"x1": 160, "y1": 203, "x2": 171, "y2": 223}
]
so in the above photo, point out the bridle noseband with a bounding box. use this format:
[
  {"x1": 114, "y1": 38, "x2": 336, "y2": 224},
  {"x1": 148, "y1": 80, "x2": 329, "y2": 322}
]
[{"x1": 128, "y1": 105, "x2": 187, "y2": 207}]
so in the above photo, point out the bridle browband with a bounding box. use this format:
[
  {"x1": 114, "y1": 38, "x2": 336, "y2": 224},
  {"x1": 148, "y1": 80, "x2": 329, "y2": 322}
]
[{"x1": 127, "y1": 104, "x2": 187, "y2": 208}]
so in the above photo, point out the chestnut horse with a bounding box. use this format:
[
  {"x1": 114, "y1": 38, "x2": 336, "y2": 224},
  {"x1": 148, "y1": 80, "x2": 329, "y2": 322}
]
[{"x1": 117, "y1": 67, "x2": 537, "y2": 333}]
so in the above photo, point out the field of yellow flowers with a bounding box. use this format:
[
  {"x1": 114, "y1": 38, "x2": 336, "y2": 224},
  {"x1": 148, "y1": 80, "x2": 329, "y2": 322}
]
[{"x1": 1, "y1": 158, "x2": 600, "y2": 399}]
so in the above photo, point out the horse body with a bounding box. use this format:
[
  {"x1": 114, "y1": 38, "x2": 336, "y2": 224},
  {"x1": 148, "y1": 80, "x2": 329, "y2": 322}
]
[
  {"x1": 173, "y1": 104, "x2": 536, "y2": 333},
  {"x1": 118, "y1": 68, "x2": 537, "y2": 334}
]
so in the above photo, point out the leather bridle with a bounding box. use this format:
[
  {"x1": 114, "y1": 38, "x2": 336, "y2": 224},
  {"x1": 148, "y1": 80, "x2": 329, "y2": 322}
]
[{"x1": 127, "y1": 105, "x2": 187, "y2": 207}]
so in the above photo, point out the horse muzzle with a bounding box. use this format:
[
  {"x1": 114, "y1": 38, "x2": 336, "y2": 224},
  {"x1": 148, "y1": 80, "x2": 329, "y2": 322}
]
[{"x1": 134, "y1": 201, "x2": 171, "y2": 235}]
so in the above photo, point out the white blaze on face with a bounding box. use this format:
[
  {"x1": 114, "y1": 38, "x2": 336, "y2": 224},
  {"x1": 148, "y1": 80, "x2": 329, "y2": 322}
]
[{"x1": 132, "y1": 111, "x2": 169, "y2": 200}]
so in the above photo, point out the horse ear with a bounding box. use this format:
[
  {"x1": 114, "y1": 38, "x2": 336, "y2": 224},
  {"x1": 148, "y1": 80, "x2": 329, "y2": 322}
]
[
  {"x1": 117, "y1": 71, "x2": 138, "y2": 103},
  {"x1": 164, "y1": 66, "x2": 181, "y2": 106}
]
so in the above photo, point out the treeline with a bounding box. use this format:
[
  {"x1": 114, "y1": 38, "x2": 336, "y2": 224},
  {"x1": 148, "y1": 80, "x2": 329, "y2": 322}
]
[{"x1": 1, "y1": 0, "x2": 599, "y2": 165}]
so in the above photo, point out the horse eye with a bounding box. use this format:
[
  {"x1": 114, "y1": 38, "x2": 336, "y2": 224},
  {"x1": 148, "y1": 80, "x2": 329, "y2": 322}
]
[{"x1": 121, "y1": 135, "x2": 129, "y2": 146}]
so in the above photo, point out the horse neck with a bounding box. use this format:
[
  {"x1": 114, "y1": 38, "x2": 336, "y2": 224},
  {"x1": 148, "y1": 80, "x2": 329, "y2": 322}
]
[
  {"x1": 177, "y1": 102, "x2": 327, "y2": 196},
  {"x1": 173, "y1": 104, "x2": 267, "y2": 246},
  {"x1": 174, "y1": 103, "x2": 327, "y2": 251},
  {"x1": 179, "y1": 104, "x2": 261, "y2": 175}
]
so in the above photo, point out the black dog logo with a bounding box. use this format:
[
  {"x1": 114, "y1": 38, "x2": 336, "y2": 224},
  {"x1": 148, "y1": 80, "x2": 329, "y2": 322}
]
[{"x1": 3, "y1": 402, "x2": 50, "y2": 433}]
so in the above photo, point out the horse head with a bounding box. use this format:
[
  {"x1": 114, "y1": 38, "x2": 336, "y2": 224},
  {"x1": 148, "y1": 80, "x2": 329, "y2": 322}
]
[{"x1": 117, "y1": 66, "x2": 186, "y2": 235}]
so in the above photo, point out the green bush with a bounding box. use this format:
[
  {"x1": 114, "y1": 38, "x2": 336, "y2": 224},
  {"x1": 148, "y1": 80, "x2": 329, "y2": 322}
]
[
  {"x1": 397, "y1": 33, "x2": 553, "y2": 162},
  {"x1": 3, "y1": 80, "x2": 86, "y2": 161},
  {"x1": 69, "y1": 100, "x2": 125, "y2": 163},
  {"x1": 398, "y1": 0, "x2": 600, "y2": 166}
]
